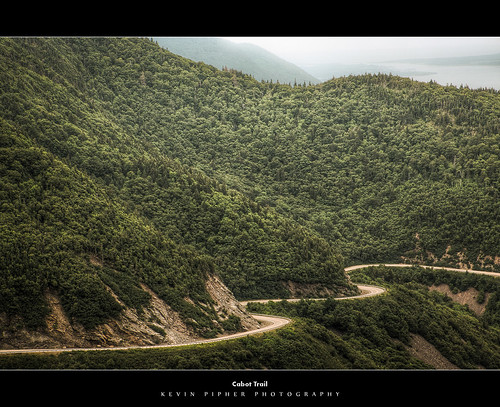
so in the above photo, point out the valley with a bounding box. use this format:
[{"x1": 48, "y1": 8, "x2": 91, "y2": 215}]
[{"x1": 0, "y1": 37, "x2": 499, "y2": 371}]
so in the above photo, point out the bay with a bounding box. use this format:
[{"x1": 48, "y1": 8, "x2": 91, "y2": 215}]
[
  {"x1": 301, "y1": 62, "x2": 500, "y2": 90},
  {"x1": 385, "y1": 62, "x2": 500, "y2": 90}
]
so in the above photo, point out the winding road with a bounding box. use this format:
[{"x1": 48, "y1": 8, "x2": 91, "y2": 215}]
[{"x1": 0, "y1": 263, "x2": 497, "y2": 355}]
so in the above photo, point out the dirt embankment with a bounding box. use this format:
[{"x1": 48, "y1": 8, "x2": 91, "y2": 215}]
[
  {"x1": 429, "y1": 284, "x2": 490, "y2": 316},
  {"x1": 408, "y1": 282, "x2": 491, "y2": 369},
  {"x1": 405, "y1": 333, "x2": 459, "y2": 369},
  {"x1": 0, "y1": 273, "x2": 260, "y2": 351}
]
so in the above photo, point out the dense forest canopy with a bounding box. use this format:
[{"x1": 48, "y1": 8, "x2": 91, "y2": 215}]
[
  {"x1": 0, "y1": 36, "x2": 499, "y2": 336},
  {"x1": 62, "y1": 37, "x2": 500, "y2": 267},
  {"x1": 0, "y1": 37, "x2": 355, "y2": 333}
]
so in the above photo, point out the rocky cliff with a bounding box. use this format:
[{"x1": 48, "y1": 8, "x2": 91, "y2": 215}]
[{"x1": 0, "y1": 274, "x2": 259, "y2": 350}]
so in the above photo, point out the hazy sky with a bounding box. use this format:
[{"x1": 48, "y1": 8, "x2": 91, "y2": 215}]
[{"x1": 220, "y1": 37, "x2": 500, "y2": 65}]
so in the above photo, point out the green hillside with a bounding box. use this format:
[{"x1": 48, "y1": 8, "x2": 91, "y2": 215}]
[
  {"x1": 3, "y1": 266, "x2": 500, "y2": 370},
  {"x1": 0, "y1": 128, "x2": 212, "y2": 331},
  {"x1": 1, "y1": 36, "x2": 499, "y2": 350},
  {"x1": 73, "y1": 38, "x2": 500, "y2": 269},
  {"x1": 0, "y1": 37, "x2": 353, "y2": 341}
]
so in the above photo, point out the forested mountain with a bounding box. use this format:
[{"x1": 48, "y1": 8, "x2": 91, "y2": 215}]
[
  {"x1": 76, "y1": 38, "x2": 499, "y2": 270},
  {"x1": 0, "y1": 37, "x2": 353, "y2": 348},
  {"x1": 1, "y1": 37, "x2": 499, "y2": 350},
  {"x1": 153, "y1": 37, "x2": 320, "y2": 85}
]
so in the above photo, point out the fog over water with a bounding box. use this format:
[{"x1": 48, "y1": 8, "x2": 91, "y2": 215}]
[
  {"x1": 222, "y1": 37, "x2": 500, "y2": 90},
  {"x1": 377, "y1": 62, "x2": 500, "y2": 90},
  {"x1": 301, "y1": 60, "x2": 500, "y2": 90}
]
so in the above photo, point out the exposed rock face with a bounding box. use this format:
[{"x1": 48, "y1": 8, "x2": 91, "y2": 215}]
[
  {"x1": 429, "y1": 283, "x2": 491, "y2": 316},
  {"x1": 0, "y1": 274, "x2": 259, "y2": 350},
  {"x1": 205, "y1": 273, "x2": 260, "y2": 332},
  {"x1": 405, "y1": 333, "x2": 459, "y2": 369}
]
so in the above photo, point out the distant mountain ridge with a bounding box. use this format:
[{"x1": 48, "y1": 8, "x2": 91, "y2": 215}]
[{"x1": 154, "y1": 37, "x2": 320, "y2": 85}]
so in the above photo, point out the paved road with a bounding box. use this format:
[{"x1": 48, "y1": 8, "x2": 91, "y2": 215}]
[
  {"x1": 0, "y1": 314, "x2": 291, "y2": 355},
  {"x1": 240, "y1": 284, "x2": 385, "y2": 306},
  {"x1": 345, "y1": 263, "x2": 500, "y2": 278},
  {"x1": 0, "y1": 263, "x2": 497, "y2": 355}
]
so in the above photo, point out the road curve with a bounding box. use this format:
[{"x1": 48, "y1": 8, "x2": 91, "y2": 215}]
[
  {"x1": 0, "y1": 314, "x2": 291, "y2": 355},
  {"x1": 240, "y1": 284, "x2": 386, "y2": 306},
  {"x1": 345, "y1": 263, "x2": 500, "y2": 278},
  {"x1": 0, "y1": 263, "x2": 497, "y2": 355}
]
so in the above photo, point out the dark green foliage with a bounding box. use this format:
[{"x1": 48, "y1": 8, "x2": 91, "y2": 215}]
[
  {"x1": 350, "y1": 265, "x2": 500, "y2": 329},
  {"x1": 247, "y1": 268, "x2": 500, "y2": 369},
  {"x1": 1, "y1": 36, "x2": 499, "y2": 353},
  {"x1": 59, "y1": 273, "x2": 123, "y2": 329},
  {"x1": 50, "y1": 37, "x2": 500, "y2": 268},
  {"x1": 0, "y1": 37, "x2": 349, "y2": 333},
  {"x1": 99, "y1": 267, "x2": 151, "y2": 314},
  {"x1": 0, "y1": 319, "x2": 414, "y2": 369},
  {"x1": 0, "y1": 131, "x2": 213, "y2": 331},
  {"x1": 2, "y1": 268, "x2": 500, "y2": 369},
  {"x1": 220, "y1": 315, "x2": 242, "y2": 333}
]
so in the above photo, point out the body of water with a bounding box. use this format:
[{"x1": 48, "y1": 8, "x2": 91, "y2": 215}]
[
  {"x1": 303, "y1": 62, "x2": 500, "y2": 90},
  {"x1": 384, "y1": 63, "x2": 500, "y2": 90}
]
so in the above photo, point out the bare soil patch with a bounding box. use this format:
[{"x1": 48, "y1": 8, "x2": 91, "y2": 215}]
[
  {"x1": 406, "y1": 333, "x2": 459, "y2": 369},
  {"x1": 429, "y1": 284, "x2": 490, "y2": 316}
]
